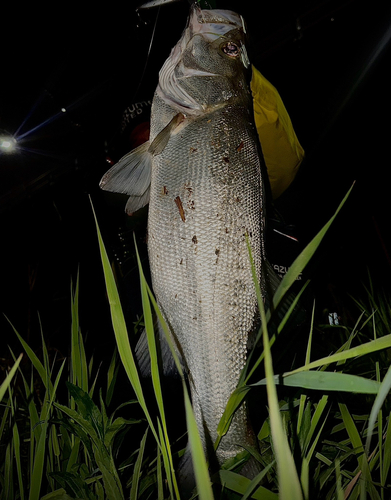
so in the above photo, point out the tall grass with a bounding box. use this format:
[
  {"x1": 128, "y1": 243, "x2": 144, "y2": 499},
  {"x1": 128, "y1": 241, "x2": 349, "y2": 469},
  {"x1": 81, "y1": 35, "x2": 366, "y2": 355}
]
[{"x1": 1, "y1": 185, "x2": 391, "y2": 499}]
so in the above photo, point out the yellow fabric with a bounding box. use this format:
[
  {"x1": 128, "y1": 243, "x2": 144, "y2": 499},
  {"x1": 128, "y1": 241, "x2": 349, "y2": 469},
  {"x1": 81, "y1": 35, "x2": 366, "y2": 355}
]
[{"x1": 251, "y1": 66, "x2": 305, "y2": 199}]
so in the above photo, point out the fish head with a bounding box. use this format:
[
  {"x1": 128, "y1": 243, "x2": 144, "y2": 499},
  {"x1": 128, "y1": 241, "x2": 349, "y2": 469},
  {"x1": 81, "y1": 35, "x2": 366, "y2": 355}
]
[{"x1": 157, "y1": 5, "x2": 251, "y2": 114}]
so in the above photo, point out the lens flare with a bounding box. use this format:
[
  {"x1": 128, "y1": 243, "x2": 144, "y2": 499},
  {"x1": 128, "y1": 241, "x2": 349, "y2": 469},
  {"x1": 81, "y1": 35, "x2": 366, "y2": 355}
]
[{"x1": 0, "y1": 132, "x2": 17, "y2": 154}]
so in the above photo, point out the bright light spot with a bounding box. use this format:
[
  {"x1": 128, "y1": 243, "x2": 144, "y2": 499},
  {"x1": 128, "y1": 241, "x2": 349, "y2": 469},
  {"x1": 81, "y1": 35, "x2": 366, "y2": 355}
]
[
  {"x1": 61, "y1": 107, "x2": 67, "y2": 113},
  {"x1": 0, "y1": 133, "x2": 17, "y2": 153}
]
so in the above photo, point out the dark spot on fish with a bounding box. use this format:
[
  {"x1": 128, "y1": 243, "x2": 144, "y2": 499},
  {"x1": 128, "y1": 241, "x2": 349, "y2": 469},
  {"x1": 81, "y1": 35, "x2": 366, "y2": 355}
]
[
  {"x1": 174, "y1": 196, "x2": 186, "y2": 222},
  {"x1": 236, "y1": 141, "x2": 244, "y2": 152},
  {"x1": 192, "y1": 235, "x2": 198, "y2": 244},
  {"x1": 215, "y1": 248, "x2": 220, "y2": 264},
  {"x1": 190, "y1": 147, "x2": 197, "y2": 153},
  {"x1": 235, "y1": 197, "x2": 241, "y2": 202},
  {"x1": 180, "y1": 258, "x2": 183, "y2": 265},
  {"x1": 223, "y1": 156, "x2": 229, "y2": 163},
  {"x1": 193, "y1": 316, "x2": 197, "y2": 320},
  {"x1": 188, "y1": 200, "x2": 195, "y2": 210},
  {"x1": 163, "y1": 186, "x2": 168, "y2": 195}
]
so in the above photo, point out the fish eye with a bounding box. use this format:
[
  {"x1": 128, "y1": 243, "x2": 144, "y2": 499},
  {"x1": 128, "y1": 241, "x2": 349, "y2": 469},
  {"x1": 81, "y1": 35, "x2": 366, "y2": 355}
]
[{"x1": 221, "y1": 41, "x2": 240, "y2": 57}]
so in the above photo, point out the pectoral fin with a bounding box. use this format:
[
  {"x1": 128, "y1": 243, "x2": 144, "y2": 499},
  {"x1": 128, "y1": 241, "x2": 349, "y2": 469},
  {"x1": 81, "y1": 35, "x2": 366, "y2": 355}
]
[
  {"x1": 100, "y1": 142, "x2": 152, "y2": 214},
  {"x1": 148, "y1": 112, "x2": 185, "y2": 155},
  {"x1": 99, "y1": 113, "x2": 185, "y2": 214}
]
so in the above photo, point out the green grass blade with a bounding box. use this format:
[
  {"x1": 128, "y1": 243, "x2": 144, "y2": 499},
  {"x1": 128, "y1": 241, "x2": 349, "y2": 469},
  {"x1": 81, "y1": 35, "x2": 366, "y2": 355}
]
[
  {"x1": 29, "y1": 358, "x2": 66, "y2": 500},
  {"x1": 248, "y1": 239, "x2": 303, "y2": 500},
  {"x1": 219, "y1": 469, "x2": 277, "y2": 499},
  {"x1": 14, "y1": 424, "x2": 24, "y2": 500},
  {"x1": 130, "y1": 428, "x2": 148, "y2": 500},
  {"x1": 0, "y1": 401, "x2": 10, "y2": 449},
  {"x1": 241, "y1": 462, "x2": 276, "y2": 500},
  {"x1": 365, "y1": 364, "x2": 391, "y2": 455},
  {"x1": 70, "y1": 273, "x2": 83, "y2": 391},
  {"x1": 216, "y1": 386, "x2": 250, "y2": 446},
  {"x1": 335, "y1": 459, "x2": 344, "y2": 500},
  {"x1": 157, "y1": 446, "x2": 164, "y2": 500},
  {"x1": 0, "y1": 353, "x2": 22, "y2": 402},
  {"x1": 90, "y1": 199, "x2": 160, "y2": 443},
  {"x1": 134, "y1": 240, "x2": 170, "y2": 439},
  {"x1": 382, "y1": 411, "x2": 391, "y2": 490},
  {"x1": 183, "y1": 389, "x2": 214, "y2": 500},
  {"x1": 66, "y1": 437, "x2": 81, "y2": 473},
  {"x1": 303, "y1": 395, "x2": 329, "y2": 458},
  {"x1": 253, "y1": 371, "x2": 381, "y2": 394},
  {"x1": 339, "y1": 403, "x2": 379, "y2": 500},
  {"x1": 300, "y1": 456, "x2": 309, "y2": 500},
  {"x1": 272, "y1": 182, "x2": 354, "y2": 309},
  {"x1": 304, "y1": 410, "x2": 330, "y2": 473},
  {"x1": 285, "y1": 334, "x2": 391, "y2": 374},
  {"x1": 338, "y1": 403, "x2": 363, "y2": 452},
  {"x1": 297, "y1": 302, "x2": 316, "y2": 434},
  {"x1": 4, "y1": 441, "x2": 14, "y2": 500},
  {"x1": 8, "y1": 387, "x2": 24, "y2": 500},
  {"x1": 6, "y1": 317, "x2": 54, "y2": 394},
  {"x1": 106, "y1": 349, "x2": 119, "y2": 407},
  {"x1": 157, "y1": 420, "x2": 176, "y2": 500}
]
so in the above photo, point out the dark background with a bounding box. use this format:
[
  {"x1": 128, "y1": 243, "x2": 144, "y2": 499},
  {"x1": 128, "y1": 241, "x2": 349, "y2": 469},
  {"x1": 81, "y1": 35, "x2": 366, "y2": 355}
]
[{"x1": 1, "y1": 0, "x2": 391, "y2": 366}]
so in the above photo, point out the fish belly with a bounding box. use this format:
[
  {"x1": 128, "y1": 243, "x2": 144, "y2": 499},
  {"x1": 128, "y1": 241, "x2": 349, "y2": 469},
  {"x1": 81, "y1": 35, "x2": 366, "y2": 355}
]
[{"x1": 148, "y1": 95, "x2": 265, "y2": 462}]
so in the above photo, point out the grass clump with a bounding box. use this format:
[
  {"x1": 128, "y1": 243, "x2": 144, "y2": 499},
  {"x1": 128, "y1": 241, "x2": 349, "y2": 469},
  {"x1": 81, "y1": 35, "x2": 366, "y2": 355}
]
[{"x1": 1, "y1": 184, "x2": 391, "y2": 499}]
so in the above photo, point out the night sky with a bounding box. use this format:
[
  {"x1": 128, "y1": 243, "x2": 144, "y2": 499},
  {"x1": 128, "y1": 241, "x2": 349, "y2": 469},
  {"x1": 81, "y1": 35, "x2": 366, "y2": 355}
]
[{"x1": 1, "y1": 0, "x2": 391, "y2": 363}]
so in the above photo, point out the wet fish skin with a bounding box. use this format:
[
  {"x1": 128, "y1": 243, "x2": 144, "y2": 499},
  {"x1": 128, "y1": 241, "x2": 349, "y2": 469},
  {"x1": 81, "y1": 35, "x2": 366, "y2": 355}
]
[{"x1": 100, "y1": 3, "x2": 266, "y2": 488}]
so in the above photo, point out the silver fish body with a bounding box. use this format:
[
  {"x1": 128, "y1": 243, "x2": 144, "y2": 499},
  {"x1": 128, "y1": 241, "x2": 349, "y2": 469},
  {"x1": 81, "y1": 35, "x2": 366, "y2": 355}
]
[{"x1": 101, "y1": 4, "x2": 267, "y2": 481}]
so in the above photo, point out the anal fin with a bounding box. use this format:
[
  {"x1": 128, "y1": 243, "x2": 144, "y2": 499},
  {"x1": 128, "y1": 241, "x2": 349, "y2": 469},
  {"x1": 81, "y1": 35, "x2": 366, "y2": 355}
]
[{"x1": 135, "y1": 316, "x2": 183, "y2": 378}]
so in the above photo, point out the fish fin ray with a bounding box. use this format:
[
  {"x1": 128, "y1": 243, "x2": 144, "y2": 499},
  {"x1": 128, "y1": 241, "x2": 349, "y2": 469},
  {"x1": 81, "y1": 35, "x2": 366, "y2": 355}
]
[
  {"x1": 148, "y1": 112, "x2": 185, "y2": 156},
  {"x1": 135, "y1": 317, "x2": 183, "y2": 378},
  {"x1": 135, "y1": 328, "x2": 151, "y2": 377},
  {"x1": 99, "y1": 142, "x2": 152, "y2": 213}
]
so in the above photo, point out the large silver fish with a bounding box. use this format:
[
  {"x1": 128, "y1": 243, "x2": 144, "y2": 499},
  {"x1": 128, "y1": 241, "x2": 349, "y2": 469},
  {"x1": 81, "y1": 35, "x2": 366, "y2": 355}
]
[{"x1": 100, "y1": 3, "x2": 269, "y2": 492}]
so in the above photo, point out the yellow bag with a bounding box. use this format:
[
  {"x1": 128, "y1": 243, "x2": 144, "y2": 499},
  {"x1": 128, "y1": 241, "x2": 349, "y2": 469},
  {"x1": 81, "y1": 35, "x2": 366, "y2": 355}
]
[{"x1": 251, "y1": 66, "x2": 305, "y2": 199}]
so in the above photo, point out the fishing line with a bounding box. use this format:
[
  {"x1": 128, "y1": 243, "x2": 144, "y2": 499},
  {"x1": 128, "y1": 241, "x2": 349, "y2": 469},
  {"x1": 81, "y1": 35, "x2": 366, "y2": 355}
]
[{"x1": 132, "y1": 6, "x2": 161, "y2": 103}]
